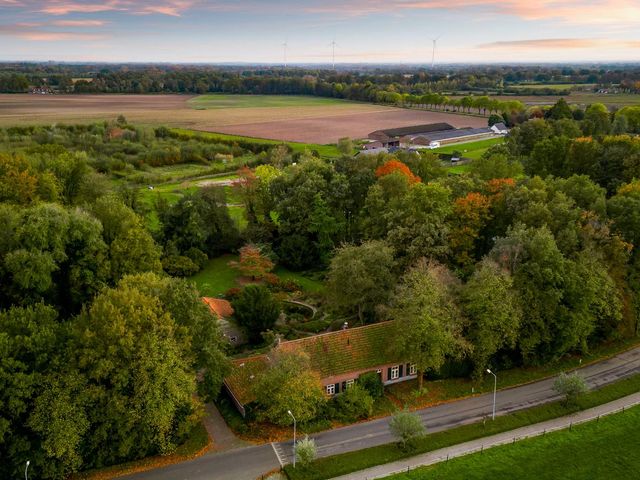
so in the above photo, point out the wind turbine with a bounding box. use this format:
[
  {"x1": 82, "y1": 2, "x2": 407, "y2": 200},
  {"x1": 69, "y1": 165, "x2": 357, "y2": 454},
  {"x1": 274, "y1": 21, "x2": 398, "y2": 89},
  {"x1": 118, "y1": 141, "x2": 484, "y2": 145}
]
[
  {"x1": 431, "y1": 35, "x2": 442, "y2": 69},
  {"x1": 282, "y1": 38, "x2": 288, "y2": 68},
  {"x1": 329, "y1": 38, "x2": 338, "y2": 70}
]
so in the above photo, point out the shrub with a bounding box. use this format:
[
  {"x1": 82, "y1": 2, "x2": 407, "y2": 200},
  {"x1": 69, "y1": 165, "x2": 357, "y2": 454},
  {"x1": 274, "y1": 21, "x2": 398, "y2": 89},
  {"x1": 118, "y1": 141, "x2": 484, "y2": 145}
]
[
  {"x1": 296, "y1": 436, "x2": 317, "y2": 466},
  {"x1": 295, "y1": 319, "x2": 330, "y2": 334},
  {"x1": 162, "y1": 255, "x2": 199, "y2": 277},
  {"x1": 184, "y1": 247, "x2": 208, "y2": 269},
  {"x1": 389, "y1": 410, "x2": 427, "y2": 449},
  {"x1": 358, "y1": 371, "x2": 384, "y2": 399},
  {"x1": 553, "y1": 372, "x2": 589, "y2": 406},
  {"x1": 334, "y1": 384, "x2": 374, "y2": 422}
]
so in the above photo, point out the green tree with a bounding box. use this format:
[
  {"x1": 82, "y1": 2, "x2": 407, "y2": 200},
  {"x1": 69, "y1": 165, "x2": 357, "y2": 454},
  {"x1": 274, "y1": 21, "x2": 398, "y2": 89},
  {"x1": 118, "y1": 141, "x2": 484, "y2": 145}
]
[
  {"x1": 391, "y1": 259, "x2": 468, "y2": 390},
  {"x1": 232, "y1": 285, "x2": 280, "y2": 344},
  {"x1": 337, "y1": 137, "x2": 354, "y2": 155},
  {"x1": 461, "y1": 260, "x2": 522, "y2": 377},
  {"x1": 253, "y1": 350, "x2": 326, "y2": 425},
  {"x1": 469, "y1": 153, "x2": 523, "y2": 180},
  {"x1": 545, "y1": 98, "x2": 573, "y2": 120},
  {"x1": 388, "y1": 410, "x2": 426, "y2": 449},
  {"x1": 553, "y1": 372, "x2": 589, "y2": 406},
  {"x1": 325, "y1": 240, "x2": 396, "y2": 324},
  {"x1": 0, "y1": 304, "x2": 61, "y2": 479},
  {"x1": 68, "y1": 279, "x2": 199, "y2": 466}
]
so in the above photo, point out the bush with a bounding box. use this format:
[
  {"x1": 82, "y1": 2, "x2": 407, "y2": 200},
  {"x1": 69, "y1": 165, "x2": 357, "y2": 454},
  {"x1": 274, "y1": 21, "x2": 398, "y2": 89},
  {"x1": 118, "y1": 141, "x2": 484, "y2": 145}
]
[
  {"x1": 358, "y1": 371, "x2": 384, "y2": 399},
  {"x1": 389, "y1": 410, "x2": 426, "y2": 449},
  {"x1": 296, "y1": 436, "x2": 317, "y2": 466},
  {"x1": 162, "y1": 255, "x2": 200, "y2": 277},
  {"x1": 185, "y1": 247, "x2": 208, "y2": 269},
  {"x1": 553, "y1": 372, "x2": 589, "y2": 406},
  {"x1": 334, "y1": 384, "x2": 374, "y2": 422}
]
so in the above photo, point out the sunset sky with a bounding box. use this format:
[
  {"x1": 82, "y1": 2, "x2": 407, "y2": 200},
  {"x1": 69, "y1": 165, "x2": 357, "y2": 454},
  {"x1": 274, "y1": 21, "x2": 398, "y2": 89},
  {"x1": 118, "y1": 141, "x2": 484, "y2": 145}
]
[{"x1": 1, "y1": 0, "x2": 639, "y2": 63}]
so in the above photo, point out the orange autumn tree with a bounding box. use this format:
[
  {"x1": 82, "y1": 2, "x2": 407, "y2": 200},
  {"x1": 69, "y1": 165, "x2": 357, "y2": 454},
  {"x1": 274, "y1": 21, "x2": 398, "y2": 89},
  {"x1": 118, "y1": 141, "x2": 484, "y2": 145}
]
[
  {"x1": 449, "y1": 192, "x2": 492, "y2": 273},
  {"x1": 375, "y1": 159, "x2": 421, "y2": 184},
  {"x1": 229, "y1": 244, "x2": 275, "y2": 281}
]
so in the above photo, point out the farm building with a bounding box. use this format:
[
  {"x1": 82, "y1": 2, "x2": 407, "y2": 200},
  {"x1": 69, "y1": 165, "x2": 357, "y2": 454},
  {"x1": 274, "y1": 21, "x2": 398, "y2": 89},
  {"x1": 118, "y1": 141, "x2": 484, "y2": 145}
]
[
  {"x1": 368, "y1": 122, "x2": 504, "y2": 149},
  {"x1": 368, "y1": 123, "x2": 455, "y2": 147},
  {"x1": 223, "y1": 321, "x2": 415, "y2": 417}
]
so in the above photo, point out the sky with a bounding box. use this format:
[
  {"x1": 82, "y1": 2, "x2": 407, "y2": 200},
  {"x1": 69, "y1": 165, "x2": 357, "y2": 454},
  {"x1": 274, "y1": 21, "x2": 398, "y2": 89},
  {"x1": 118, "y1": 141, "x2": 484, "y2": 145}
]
[{"x1": 0, "y1": 0, "x2": 639, "y2": 64}]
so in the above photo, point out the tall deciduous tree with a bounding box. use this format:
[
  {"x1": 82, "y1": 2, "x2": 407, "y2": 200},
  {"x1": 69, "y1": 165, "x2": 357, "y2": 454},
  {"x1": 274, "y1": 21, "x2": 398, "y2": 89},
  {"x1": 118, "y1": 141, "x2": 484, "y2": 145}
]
[
  {"x1": 325, "y1": 240, "x2": 396, "y2": 324},
  {"x1": 461, "y1": 259, "x2": 522, "y2": 377},
  {"x1": 391, "y1": 259, "x2": 468, "y2": 390}
]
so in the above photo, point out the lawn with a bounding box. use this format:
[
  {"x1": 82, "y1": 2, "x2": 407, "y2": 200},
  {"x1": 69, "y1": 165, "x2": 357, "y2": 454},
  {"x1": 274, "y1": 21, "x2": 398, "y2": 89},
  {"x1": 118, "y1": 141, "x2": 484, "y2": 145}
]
[
  {"x1": 283, "y1": 373, "x2": 640, "y2": 480},
  {"x1": 188, "y1": 94, "x2": 354, "y2": 109},
  {"x1": 434, "y1": 137, "x2": 504, "y2": 159},
  {"x1": 191, "y1": 255, "x2": 325, "y2": 297},
  {"x1": 386, "y1": 404, "x2": 640, "y2": 480}
]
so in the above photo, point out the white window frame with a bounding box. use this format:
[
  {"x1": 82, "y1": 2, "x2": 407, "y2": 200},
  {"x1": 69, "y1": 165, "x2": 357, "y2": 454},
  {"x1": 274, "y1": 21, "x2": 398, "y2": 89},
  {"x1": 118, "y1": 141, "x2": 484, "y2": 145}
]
[
  {"x1": 409, "y1": 364, "x2": 417, "y2": 375},
  {"x1": 326, "y1": 384, "x2": 335, "y2": 395},
  {"x1": 346, "y1": 379, "x2": 355, "y2": 389},
  {"x1": 391, "y1": 365, "x2": 400, "y2": 380}
]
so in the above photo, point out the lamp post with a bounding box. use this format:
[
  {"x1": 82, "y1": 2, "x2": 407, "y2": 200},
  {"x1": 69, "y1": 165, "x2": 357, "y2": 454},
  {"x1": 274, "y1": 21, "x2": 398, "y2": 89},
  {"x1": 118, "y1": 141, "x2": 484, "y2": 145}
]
[
  {"x1": 287, "y1": 410, "x2": 297, "y2": 468},
  {"x1": 25, "y1": 460, "x2": 30, "y2": 480},
  {"x1": 487, "y1": 369, "x2": 497, "y2": 420}
]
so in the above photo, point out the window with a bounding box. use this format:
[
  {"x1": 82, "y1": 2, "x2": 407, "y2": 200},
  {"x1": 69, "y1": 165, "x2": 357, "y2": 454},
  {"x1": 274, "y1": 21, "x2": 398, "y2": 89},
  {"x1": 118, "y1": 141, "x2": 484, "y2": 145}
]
[
  {"x1": 409, "y1": 364, "x2": 417, "y2": 375},
  {"x1": 391, "y1": 365, "x2": 400, "y2": 380},
  {"x1": 346, "y1": 379, "x2": 355, "y2": 389},
  {"x1": 326, "y1": 384, "x2": 335, "y2": 395}
]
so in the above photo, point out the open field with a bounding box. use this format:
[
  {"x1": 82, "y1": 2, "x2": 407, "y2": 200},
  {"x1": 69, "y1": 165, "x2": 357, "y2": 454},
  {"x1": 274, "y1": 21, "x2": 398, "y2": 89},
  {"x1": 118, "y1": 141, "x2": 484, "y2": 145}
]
[
  {"x1": 483, "y1": 92, "x2": 640, "y2": 107},
  {"x1": 506, "y1": 83, "x2": 596, "y2": 91},
  {"x1": 386, "y1": 404, "x2": 640, "y2": 480},
  {"x1": 188, "y1": 94, "x2": 351, "y2": 109},
  {"x1": 0, "y1": 94, "x2": 488, "y2": 143}
]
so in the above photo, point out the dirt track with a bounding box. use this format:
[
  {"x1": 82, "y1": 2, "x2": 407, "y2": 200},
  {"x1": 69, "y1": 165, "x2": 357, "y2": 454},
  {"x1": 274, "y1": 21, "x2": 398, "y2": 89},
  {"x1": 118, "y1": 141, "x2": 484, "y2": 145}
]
[{"x1": 0, "y1": 94, "x2": 488, "y2": 143}]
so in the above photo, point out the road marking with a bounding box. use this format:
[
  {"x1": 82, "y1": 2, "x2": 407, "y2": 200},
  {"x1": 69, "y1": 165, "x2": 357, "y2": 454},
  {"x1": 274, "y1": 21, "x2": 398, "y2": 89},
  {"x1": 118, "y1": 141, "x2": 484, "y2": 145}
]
[{"x1": 271, "y1": 442, "x2": 284, "y2": 468}]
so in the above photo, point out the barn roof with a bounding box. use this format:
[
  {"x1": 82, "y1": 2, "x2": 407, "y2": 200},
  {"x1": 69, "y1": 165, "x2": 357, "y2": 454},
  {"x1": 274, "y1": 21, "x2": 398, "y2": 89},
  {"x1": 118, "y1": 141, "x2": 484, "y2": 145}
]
[{"x1": 371, "y1": 123, "x2": 455, "y2": 138}]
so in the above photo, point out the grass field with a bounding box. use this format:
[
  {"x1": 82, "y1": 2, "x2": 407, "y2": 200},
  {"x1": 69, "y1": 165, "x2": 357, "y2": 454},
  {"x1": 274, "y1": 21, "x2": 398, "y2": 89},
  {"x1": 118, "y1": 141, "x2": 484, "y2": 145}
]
[
  {"x1": 507, "y1": 83, "x2": 596, "y2": 91},
  {"x1": 386, "y1": 404, "x2": 640, "y2": 480},
  {"x1": 188, "y1": 94, "x2": 353, "y2": 109},
  {"x1": 434, "y1": 137, "x2": 503, "y2": 160},
  {"x1": 190, "y1": 254, "x2": 324, "y2": 297}
]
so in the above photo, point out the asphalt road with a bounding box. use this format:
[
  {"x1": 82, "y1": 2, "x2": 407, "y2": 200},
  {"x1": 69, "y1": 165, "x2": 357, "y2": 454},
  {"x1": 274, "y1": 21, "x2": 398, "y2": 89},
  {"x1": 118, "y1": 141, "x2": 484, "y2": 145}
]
[{"x1": 124, "y1": 346, "x2": 640, "y2": 480}]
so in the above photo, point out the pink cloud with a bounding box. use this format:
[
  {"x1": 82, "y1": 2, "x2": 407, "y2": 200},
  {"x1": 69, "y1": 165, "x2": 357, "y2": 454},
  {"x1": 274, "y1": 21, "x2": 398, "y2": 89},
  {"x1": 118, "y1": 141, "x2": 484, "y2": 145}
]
[
  {"x1": 478, "y1": 37, "x2": 640, "y2": 50},
  {"x1": 0, "y1": 23, "x2": 106, "y2": 41},
  {"x1": 51, "y1": 19, "x2": 106, "y2": 26},
  {"x1": 29, "y1": 0, "x2": 196, "y2": 16}
]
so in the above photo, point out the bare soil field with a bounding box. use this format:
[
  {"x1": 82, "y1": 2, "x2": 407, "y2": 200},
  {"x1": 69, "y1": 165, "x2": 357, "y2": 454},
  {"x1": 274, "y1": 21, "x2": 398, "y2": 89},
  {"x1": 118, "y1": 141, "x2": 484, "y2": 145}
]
[
  {"x1": 0, "y1": 94, "x2": 487, "y2": 143},
  {"x1": 212, "y1": 109, "x2": 487, "y2": 143}
]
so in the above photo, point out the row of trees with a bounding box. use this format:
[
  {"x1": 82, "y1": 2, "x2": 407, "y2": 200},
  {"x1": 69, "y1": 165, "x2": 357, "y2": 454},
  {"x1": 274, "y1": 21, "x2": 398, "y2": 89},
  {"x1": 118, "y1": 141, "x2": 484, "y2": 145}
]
[{"x1": 3, "y1": 63, "x2": 640, "y2": 95}]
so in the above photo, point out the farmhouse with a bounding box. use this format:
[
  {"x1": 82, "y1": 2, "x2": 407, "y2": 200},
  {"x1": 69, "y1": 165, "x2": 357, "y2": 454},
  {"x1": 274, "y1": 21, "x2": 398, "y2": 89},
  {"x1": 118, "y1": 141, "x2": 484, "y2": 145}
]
[{"x1": 223, "y1": 321, "x2": 415, "y2": 417}]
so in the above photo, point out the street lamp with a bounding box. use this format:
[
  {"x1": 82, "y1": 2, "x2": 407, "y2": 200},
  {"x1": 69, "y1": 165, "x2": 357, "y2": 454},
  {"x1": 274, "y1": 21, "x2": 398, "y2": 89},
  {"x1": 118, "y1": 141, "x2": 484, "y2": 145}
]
[
  {"x1": 487, "y1": 369, "x2": 497, "y2": 420},
  {"x1": 25, "y1": 460, "x2": 30, "y2": 480},
  {"x1": 287, "y1": 410, "x2": 297, "y2": 468}
]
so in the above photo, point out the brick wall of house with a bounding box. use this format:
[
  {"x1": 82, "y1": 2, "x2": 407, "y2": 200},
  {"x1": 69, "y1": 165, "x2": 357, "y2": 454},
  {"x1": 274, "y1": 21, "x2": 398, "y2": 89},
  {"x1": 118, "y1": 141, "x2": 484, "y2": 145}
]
[{"x1": 320, "y1": 361, "x2": 416, "y2": 396}]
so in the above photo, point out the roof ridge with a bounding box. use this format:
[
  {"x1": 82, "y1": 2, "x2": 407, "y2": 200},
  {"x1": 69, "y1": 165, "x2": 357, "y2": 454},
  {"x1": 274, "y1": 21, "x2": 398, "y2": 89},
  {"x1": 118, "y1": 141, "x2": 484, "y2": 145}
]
[{"x1": 277, "y1": 320, "x2": 395, "y2": 347}]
